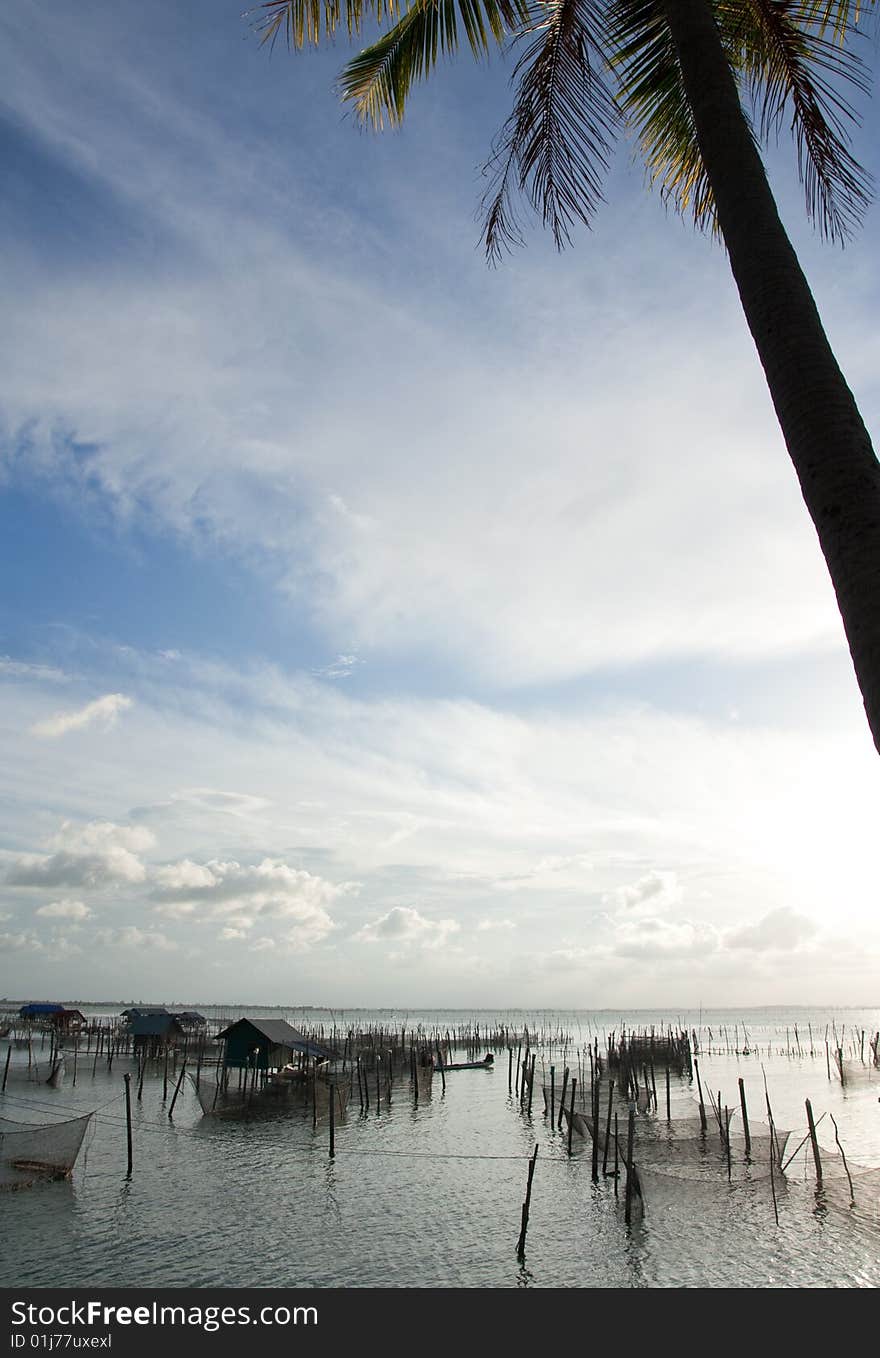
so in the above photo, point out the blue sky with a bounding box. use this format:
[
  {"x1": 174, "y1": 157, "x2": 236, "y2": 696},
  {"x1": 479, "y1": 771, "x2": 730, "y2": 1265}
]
[{"x1": 1, "y1": 0, "x2": 879, "y2": 1007}]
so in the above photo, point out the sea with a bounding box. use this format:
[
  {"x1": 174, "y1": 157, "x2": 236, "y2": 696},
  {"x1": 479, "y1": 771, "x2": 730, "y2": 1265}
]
[{"x1": 2, "y1": 1005, "x2": 878, "y2": 1289}]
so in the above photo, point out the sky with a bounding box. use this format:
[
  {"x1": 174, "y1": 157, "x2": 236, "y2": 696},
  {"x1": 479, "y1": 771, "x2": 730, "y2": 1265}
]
[{"x1": 1, "y1": 0, "x2": 879, "y2": 1009}]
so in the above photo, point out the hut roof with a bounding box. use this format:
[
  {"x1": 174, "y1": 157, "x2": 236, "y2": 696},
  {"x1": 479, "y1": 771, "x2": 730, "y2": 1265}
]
[
  {"x1": 121, "y1": 1006, "x2": 170, "y2": 1018},
  {"x1": 19, "y1": 1003, "x2": 65, "y2": 1017},
  {"x1": 129, "y1": 1014, "x2": 184, "y2": 1038},
  {"x1": 215, "y1": 1017, "x2": 333, "y2": 1059}
]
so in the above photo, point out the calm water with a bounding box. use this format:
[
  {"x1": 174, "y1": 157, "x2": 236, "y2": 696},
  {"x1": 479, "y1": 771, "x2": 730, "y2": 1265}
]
[{"x1": 2, "y1": 1007, "x2": 878, "y2": 1288}]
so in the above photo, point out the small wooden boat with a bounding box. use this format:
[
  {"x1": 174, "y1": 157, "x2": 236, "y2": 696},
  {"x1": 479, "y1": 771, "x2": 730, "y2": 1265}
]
[{"x1": 439, "y1": 1054, "x2": 495, "y2": 1071}]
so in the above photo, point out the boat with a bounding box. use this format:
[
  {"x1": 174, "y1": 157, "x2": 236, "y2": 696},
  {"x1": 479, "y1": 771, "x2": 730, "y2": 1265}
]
[{"x1": 439, "y1": 1053, "x2": 495, "y2": 1071}]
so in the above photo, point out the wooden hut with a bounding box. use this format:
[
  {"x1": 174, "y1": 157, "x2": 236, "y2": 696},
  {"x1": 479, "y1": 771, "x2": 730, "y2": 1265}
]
[
  {"x1": 215, "y1": 1018, "x2": 334, "y2": 1073},
  {"x1": 129, "y1": 1013, "x2": 185, "y2": 1058}
]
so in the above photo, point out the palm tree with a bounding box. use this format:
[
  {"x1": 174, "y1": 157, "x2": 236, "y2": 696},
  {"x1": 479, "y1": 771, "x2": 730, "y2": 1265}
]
[{"x1": 254, "y1": 0, "x2": 880, "y2": 753}]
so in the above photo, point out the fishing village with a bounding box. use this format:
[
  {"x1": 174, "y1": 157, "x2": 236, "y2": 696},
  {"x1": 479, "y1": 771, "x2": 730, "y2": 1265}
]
[{"x1": 2, "y1": 1003, "x2": 879, "y2": 1288}]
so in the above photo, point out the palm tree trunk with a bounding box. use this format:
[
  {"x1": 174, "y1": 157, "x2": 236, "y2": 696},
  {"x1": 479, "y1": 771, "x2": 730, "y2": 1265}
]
[{"x1": 659, "y1": 0, "x2": 880, "y2": 754}]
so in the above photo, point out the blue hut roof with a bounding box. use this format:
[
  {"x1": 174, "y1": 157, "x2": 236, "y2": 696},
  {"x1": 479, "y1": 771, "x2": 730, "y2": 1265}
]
[{"x1": 19, "y1": 1003, "x2": 65, "y2": 1017}]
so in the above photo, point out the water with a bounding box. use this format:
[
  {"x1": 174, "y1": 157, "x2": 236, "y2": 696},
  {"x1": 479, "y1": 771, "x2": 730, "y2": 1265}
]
[{"x1": 2, "y1": 1007, "x2": 879, "y2": 1288}]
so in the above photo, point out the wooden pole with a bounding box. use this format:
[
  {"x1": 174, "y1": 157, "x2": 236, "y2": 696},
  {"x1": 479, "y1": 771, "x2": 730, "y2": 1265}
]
[
  {"x1": 567, "y1": 1078, "x2": 577, "y2": 1155},
  {"x1": 549, "y1": 1065, "x2": 555, "y2": 1124},
  {"x1": 329, "y1": 1082, "x2": 336, "y2": 1158},
  {"x1": 694, "y1": 1058, "x2": 707, "y2": 1132},
  {"x1": 665, "y1": 1064, "x2": 671, "y2": 1121},
  {"x1": 527, "y1": 1054, "x2": 535, "y2": 1116},
  {"x1": 2, "y1": 1045, "x2": 10, "y2": 1092},
  {"x1": 124, "y1": 1072, "x2": 133, "y2": 1177},
  {"x1": 602, "y1": 1080, "x2": 614, "y2": 1176},
  {"x1": 507, "y1": 1045, "x2": 513, "y2": 1094},
  {"x1": 163, "y1": 1046, "x2": 169, "y2": 1100},
  {"x1": 168, "y1": 1061, "x2": 187, "y2": 1119},
  {"x1": 738, "y1": 1077, "x2": 751, "y2": 1158},
  {"x1": 591, "y1": 1076, "x2": 600, "y2": 1182},
  {"x1": 805, "y1": 1098, "x2": 823, "y2": 1184},
  {"x1": 614, "y1": 1112, "x2": 619, "y2": 1196},
  {"x1": 515, "y1": 1144, "x2": 539, "y2": 1261},
  {"x1": 558, "y1": 1066, "x2": 569, "y2": 1130},
  {"x1": 624, "y1": 1106, "x2": 635, "y2": 1225}
]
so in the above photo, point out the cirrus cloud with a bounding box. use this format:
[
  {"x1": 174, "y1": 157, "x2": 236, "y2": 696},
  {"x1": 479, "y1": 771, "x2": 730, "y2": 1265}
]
[{"x1": 29, "y1": 692, "x2": 133, "y2": 739}]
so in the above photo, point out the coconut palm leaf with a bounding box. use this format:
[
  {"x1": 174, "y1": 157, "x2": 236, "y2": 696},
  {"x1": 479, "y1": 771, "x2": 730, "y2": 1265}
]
[
  {"x1": 727, "y1": 0, "x2": 872, "y2": 241},
  {"x1": 609, "y1": 0, "x2": 722, "y2": 232},
  {"x1": 253, "y1": 0, "x2": 398, "y2": 48},
  {"x1": 481, "y1": 0, "x2": 621, "y2": 260},
  {"x1": 338, "y1": 0, "x2": 531, "y2": 128}
]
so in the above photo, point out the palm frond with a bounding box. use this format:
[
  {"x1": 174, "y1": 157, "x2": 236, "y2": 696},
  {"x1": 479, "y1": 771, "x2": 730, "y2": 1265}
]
[
  {"x1": 481, "y1": 0, "x2": 621, "y2": 260},
  {"x1": 801, "y1": 0, "x2": 875, "y2": 43},
  {"x1": 338, "y1": 0, "x2": 531, "y2": 128},
  {"x1": 251, "y1": 0, "x2": 398, "y2": 49},
  {"x1": 609, "y1": 0, "x2": 721, "y2": 233},
  {"x1": 726, "y1": 0, "x2": 873, "y2": 241}
]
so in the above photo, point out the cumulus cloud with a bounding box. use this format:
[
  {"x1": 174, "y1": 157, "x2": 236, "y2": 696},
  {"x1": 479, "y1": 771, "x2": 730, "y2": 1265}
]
[
  {"x1": 35, "y1": 898, "x2": 92, "y2": 920},
  {"x1": 355, "y1": 906, "x2": 460, "y2": 950},
  {"x1": 0, "y1": 931, "x2": 43, "y2": 952},
  {"x1": 94, "y1": 926, "x2": 175, "y2": 951},
  {"x1": 6, "y1": 821, "x2": 154, "y2": 889},
  {"x1": 725, "y1": 907, "x2": 818, "y2": 952},
  {"x1": 151, "y1": 856, "x2": 349, "y2": 948},
  {"x1": 605, "y1": 870, "x2": 683, "y2": 917},
  {"x1": 612, "y1": 917, "x2": 720, "y2": 959},
  {"x1": 477, "y1": 918, "x2": 516, "y2": 931},
  {"x1": 30, "y1": 693, "x2": 132, "y2": 739}
]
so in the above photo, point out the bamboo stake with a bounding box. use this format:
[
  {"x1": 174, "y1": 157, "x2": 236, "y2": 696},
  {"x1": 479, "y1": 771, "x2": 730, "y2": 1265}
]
[
  {"x1": 624, "y1": 1106, "x2": 635, "y2": 1225},
  {"x1": 805, "y1": 1099, "x2": 823, "y2": 1184},
  {"x1": 602, "y1": 1080, "x2": 614, "y2": 1176},
  {"x1": 516, "y1": 1144, "x2": 539, "y2": 1261},
  {"x1": 567, "y1": 1078, "x2": 577, "y2": 1155},
  {"x1": 124, "y1": 1073, "x2": 133, "y2": 1177},
  {"x1": 738, "y1": 1077, "x2": 751, "y2": 1158},
  {"x1": 168, "y1": 1061, "x2": 187, "y2": 1119}
]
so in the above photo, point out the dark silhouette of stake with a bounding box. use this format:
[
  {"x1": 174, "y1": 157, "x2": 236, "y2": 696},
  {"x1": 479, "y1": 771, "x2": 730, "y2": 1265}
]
[
  {"x1": 124, "y1": 1073, "x2": 133, "y2": 1177},
  {"x1": 516, "y1": 1144, "x2": 539, "y2": 1261},
  {"x1": 168, "y1": 1061, "x2": 187, "y2": 1119}
]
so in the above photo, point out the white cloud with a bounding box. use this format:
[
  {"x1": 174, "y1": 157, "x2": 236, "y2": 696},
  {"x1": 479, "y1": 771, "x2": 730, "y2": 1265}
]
[
  {"x1": 725, "y1": 907, "x2": 818, "y2": 952},
  {"x1": 612, "y1": 917, "x2": 721, "y2": 960},
  {"x1": 94, "y1": 926, "x2": 175, "y2": 950},
  {"x1": 605, "y1": 869, "x2": 683, "y2": 917},
  {"x1": 0, "y1": 931, "x2": 43, "y2": 953},
  {"x1": 151, "y1": 856, "x2": 348, "y2": 948},
  {"x1": 0, "y1": 657, "x2": 70, "y2": 683},
  {"x1": 493, "y1": 854, "x2": 594, "y2": 893},
  {"x1": 30, "y1": 693, "x2": 133, "y2": 739},
  {"x1": 355, "y1": 906, "x2": 460, "y2": 950},
  {"x1": 6, "y1": 821, "x2": 154, "y2": 888},
  {"x1": 313, "y1": 654, "x2": 361, "y2": 680},
  {"x1": 35, "y1": 898, "x2": 92, "y2": 920},
  {"x1": 477, "y1": 918, "x2": 516, "y2": 931}
]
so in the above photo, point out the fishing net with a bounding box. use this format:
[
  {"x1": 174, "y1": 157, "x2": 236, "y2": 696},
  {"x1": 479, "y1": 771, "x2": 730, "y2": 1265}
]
[
  {"x1": 834, "y1": 1059, "x2": 880, "y2": 1088},
  {"x1": 0, "y1": 1113, "x2": 92, "y2": 1186},
  {"x1": 191, "y1": 1069, "x2": 351, "y2": 1120}
]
